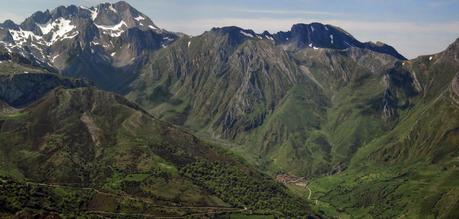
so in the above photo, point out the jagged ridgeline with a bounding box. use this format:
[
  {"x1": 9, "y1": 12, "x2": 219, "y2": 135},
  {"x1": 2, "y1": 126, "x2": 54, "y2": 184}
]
[
  {"x1": 0, "y1": 1, "x2": 178, "y2": 91},
  {"x1": 0, "y1": 0, "x2": 458, "y2": 218}
]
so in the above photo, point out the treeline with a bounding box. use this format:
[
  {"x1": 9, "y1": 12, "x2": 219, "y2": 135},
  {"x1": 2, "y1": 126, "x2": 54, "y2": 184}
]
[
  {"x1": 0, "y1": 176, "x2": 94, "y2": 216},
  {"x1": 180, "y1": 161, "x2": 310, "y2": 216}
]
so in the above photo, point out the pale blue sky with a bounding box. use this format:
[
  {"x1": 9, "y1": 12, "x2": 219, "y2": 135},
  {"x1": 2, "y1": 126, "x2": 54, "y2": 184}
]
[{"x1": 1, "y1": 0, "x2": 459, "y2": 58}]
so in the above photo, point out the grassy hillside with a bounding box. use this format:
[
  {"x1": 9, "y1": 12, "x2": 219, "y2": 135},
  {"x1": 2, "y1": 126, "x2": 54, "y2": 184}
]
[
  {"x1": 304, "y1": 40, "x2": 459, "y2": 218},
  {"x1": 126, "y1": 33, "x2": 459, "y2": 218},
  {"x1": 309, "y1": 88, "x2": 459, "y2": 218},
  {"x1": 0, "y1": 87, "x2": 312, "y2": 217},
  {"x1": 126, "y1": 30, "x2": 404, "y2": 179}
]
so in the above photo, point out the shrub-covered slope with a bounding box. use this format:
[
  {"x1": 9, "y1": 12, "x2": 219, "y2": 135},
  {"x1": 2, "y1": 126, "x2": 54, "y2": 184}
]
[
  {"x1": 307, "y1": 39, "x2": 459, "y2": 218},
  {"x1": 0, "y1": 87, "x2": 311, "y2": 217}
]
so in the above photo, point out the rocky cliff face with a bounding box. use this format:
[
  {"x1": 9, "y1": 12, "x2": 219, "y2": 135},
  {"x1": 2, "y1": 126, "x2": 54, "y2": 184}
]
[{"x1": 452, "y1": 73, "x2": 459, "y2": 97}]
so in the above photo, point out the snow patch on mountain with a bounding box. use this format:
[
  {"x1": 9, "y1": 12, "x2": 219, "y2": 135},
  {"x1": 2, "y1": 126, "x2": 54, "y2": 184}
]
[
  {"x1": 0, "y1": 42, "x2": 13, "y2": 53},
  {"x1": 134, "y1": 16, "x2": 145, "y2": 21},
  {"x1": 95, "y1": 21, "x2": 127, "y2": 37},
  {"x1": 51, "y1": 54, "x2": 60, "y2": 62},
  {"x1": 90, "y1": 7, "x2": 99, "y2": 20},
  {"x1": 61, "y1": 31, "x2": 78, "y2": 40},
  {"x1": 38, "y1": 18, "x2": 77, "y2": 45},
  {"x1": 108, "y1": 4, "x2": 117, "y2": 13},
  {"x1": 240, "y1": 30, "x2": 254, "y2": 38},
  {"x1": 9, "y1": 29, "x2": 42, "y2": 45},
  {"x1": 163, "y1": 36, "x2": 174, "y2": 42}
]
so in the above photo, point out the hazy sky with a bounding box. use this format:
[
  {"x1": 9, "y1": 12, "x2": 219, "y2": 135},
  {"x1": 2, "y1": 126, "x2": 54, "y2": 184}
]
[{"x1": 1, "y1": 0, "x2": 458, "y2": 59}]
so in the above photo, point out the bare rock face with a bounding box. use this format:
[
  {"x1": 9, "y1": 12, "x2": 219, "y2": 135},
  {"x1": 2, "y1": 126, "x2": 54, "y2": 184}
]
[
  {"x1": 381, "y1": 92, "x2": 399, "y2": 122},
  {"x1": 451, "y1": 73, "x2": 459, "y2": 107},
  {"x1": 452, "y1": 73, "x2": 459, "y2": 97}
]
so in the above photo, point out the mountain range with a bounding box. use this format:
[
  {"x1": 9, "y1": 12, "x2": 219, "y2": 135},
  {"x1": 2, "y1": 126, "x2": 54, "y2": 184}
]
[{"x1": 0, "y1": 1, "x2": 458, "y2": 218}]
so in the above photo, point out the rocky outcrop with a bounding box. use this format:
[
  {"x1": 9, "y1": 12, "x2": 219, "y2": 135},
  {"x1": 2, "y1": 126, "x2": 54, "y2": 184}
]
[
  {"x1": 381, "y1": 88, "x2": 398, "y2": 121},
  {"x1": 451, "y1": 73, "x2": 459, "y2": 106}
]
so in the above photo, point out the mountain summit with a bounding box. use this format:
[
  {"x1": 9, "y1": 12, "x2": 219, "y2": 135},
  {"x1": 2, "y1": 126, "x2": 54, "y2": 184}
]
[
  {"x1": 0, "y1": 1, "x2": 178, "y2": 90},
  {"x1": 210, "y1": 23, "x2": 406, "y2": 60},
  {"x1": 11, "y1": 1, "x2": 163, "y2": 41},
  {"x1": 275, "y1": 23, "x2": 406, "y2": 60}
]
